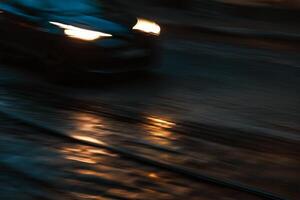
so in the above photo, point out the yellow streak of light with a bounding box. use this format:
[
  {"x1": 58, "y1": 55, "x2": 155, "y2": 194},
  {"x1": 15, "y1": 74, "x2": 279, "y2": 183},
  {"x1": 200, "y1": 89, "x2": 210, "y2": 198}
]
[
  {"x1": 149, "y1": 128, "x2": 173, "y2": 138},
  {"x1": 73, "y1": 113, "x2": 103, "y2": 132},
  {"x1": 66, "y1": 156, "x2": 96, "y2": 164},
  {"x1": 147, "y1": 116, "x2": 176, "y2": 129},
  {"x1": 88, "y1": 149, "x2": 118, "y2": 157},
  {"x1": 72, "y1": 135, "x2": 105, "y2": 145},
  {"x1": 72, "y1": 192, "x2": 107, "y2": 200},
  {"x1": 148, "y1": 172, "x2": 159, "y2": 179}
]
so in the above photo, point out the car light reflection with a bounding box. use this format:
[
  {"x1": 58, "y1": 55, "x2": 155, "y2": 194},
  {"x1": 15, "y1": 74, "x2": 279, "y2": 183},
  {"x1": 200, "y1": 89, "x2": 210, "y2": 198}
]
[
  {"x1": 50, "y1": 21, "x2": 112, "y2": 41},
  {"x1": 72, "y1": 135, "x2": 105, "y2": 145},
  {"x1": 65, "y1": 155, "x2": 97, "y2": 164},
  {"x1": 148, "y1": 172, "x2": 159, "y2": 179},
  {"x1": 147, "y1": 116, "x2": 176, "y2": 129},
  {"x1": 145, "y1": 116, "x2": 177, "y2": 146},
  {"x1": 73, "y1": 113, "x2": 103, "y2": 132}
]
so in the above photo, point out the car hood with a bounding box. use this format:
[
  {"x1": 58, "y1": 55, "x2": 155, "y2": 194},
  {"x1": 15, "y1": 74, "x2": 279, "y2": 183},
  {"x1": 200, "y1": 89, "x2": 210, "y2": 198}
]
[{"x1": 50, "y1": 14, "x2": 137, "y2": 35}]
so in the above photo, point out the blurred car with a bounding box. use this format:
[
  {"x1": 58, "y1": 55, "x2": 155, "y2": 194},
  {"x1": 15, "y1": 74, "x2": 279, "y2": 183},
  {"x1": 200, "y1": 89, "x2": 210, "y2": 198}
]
[{"x1": 0, "y1": 0, "x2": 161, "y2": 74}]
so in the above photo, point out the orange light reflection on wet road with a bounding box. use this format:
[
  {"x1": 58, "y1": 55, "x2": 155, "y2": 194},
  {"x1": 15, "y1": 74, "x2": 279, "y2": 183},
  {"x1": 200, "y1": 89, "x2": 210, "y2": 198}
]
[
  {"x1": 72, "y1": 135, "x2": 105, "y2": 145},
  {"x1": 147, "y1": 116, "x2": 176, "y2": 129}
]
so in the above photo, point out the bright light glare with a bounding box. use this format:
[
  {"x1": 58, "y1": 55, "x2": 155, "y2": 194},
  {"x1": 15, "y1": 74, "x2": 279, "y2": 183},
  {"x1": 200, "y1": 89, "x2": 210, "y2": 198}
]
[
  {"x1": 133, "y1": 18, "x2": 161, "y2": 35},
  {"x1": 72, "y1": 135, "x2": 105, "y2": 145},
  {"x1": 50, "y1": 21, "x2": 112, "y2": 41},
  {"x1": 147, "y1": 116, "x2": 175, "y2": 128}
]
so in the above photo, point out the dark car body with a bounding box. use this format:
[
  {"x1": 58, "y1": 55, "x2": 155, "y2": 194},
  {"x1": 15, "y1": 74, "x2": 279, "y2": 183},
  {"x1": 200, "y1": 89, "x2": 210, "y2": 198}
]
[{"x1": 0, "y1": 0, "x2": 160, "y2": 74}]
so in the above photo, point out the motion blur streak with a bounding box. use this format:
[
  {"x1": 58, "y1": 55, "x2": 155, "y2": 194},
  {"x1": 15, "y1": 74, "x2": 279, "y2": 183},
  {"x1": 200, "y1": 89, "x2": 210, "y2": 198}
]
[
  {"x1": 147, "y1": 116, "x2": 176, "y2": 129},
  {"x1": 73, "y1": 113, "x2": 103, "y2": 132},
  {"x1": 50, "y1": 21, "x2": 112, "y2": 41},
  {"x1": 0, "y1": 0, "x2": 299, "y2": 200},
  {"x1": 148, "y1": 172, "x2": 159, "y2": 179},
  {"x1": 133, "y1": 18, "x2": 161, "y2": 35},
  {"x1": 65, "y1": 155, "x2": 97, "y2": 164},
  {"x1": 72, "y1": 135, "x2": 106, "y2": 145}
]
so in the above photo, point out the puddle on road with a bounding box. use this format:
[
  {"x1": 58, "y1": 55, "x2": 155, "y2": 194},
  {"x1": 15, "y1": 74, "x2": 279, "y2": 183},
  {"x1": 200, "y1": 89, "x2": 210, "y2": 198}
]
[{"x1": 2, "y1": 123, "x2": 251, "y2": 200}]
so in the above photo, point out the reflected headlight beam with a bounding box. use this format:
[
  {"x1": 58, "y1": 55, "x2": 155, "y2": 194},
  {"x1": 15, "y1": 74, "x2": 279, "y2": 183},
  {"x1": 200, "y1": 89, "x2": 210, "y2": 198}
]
[
  {"x1": 50, "y1": 21, "x2": 112, "y2": 41},
  {"x1": 133, "y1": 18, "x2": 161, "y2": 36}
]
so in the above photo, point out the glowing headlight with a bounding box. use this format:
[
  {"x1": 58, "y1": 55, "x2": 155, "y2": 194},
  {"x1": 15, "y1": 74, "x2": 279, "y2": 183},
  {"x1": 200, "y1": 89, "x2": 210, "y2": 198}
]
[
  {"x1": 50, "y1": 22, "x2": 112, "y2": 41},
  {"x1": 133, "y1": 18, "x2": 161, "y2": 36}
]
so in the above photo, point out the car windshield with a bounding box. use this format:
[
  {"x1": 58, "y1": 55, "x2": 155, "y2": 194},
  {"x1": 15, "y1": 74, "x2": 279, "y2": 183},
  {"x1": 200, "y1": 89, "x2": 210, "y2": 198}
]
[{"x1": 10, "y1": 0, "x2": 104, "y2": 14}]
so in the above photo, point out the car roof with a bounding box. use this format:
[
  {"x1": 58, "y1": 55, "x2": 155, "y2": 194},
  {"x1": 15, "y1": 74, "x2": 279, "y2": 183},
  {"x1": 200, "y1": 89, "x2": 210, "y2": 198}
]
[{"x1": 9, "y1": 0, "x2": 100, "y2": 13}]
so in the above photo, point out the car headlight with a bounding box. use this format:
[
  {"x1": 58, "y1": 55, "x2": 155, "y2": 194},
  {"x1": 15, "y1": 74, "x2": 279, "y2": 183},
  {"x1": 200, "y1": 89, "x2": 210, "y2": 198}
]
[
  {"x1": 133, "y1": 18, "x2": 161, "y2": 36},
  {"x1": 50, "y1": 21, "x2": 112, "y2": 41}
]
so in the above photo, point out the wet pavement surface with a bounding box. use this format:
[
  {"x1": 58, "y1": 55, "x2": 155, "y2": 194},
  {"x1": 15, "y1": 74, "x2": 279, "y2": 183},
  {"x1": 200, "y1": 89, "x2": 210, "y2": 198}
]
[{"x1": 0, "y1": 32, "x2": 300, "y2": 200}]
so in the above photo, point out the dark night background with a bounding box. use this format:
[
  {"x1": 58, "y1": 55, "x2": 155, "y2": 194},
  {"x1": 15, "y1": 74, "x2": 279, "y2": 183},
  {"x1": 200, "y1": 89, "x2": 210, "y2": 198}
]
[{"x1": 0, "y1": 0, "x2": 299, "y2": 200}]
